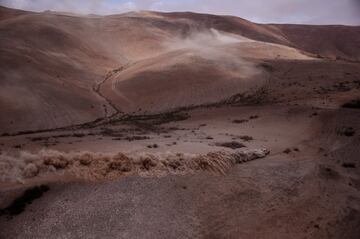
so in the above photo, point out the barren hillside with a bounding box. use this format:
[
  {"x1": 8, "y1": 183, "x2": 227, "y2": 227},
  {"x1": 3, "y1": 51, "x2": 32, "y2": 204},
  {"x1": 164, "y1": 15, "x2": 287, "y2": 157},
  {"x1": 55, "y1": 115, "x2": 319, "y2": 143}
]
[{"x1": 1, "y1": 6, "x2": 359, "y2": 134}]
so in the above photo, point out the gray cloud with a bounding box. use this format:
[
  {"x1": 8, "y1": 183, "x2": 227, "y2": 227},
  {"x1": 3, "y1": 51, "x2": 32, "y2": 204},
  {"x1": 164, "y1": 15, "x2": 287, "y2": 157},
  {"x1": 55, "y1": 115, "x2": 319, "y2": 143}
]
[{"x1": 0, "y1": 0, "x2": 359, "y2": 25}]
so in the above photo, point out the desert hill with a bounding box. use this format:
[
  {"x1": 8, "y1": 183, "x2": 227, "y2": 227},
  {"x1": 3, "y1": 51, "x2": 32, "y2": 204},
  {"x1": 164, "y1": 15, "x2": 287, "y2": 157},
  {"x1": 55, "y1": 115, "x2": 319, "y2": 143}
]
[
  {"x1": 155, "y1": 11, "x2": 360, "y2": 60},
  {"x1": 0, "y1": 6, "x2": 359, "y2": 133}
]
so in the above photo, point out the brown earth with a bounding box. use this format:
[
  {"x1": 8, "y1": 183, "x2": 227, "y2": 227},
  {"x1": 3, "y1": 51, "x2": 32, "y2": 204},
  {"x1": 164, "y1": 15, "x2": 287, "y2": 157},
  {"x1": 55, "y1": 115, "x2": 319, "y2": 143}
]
[{"x1": 0, "y1": 6, "x2": 360, "y2": 239}]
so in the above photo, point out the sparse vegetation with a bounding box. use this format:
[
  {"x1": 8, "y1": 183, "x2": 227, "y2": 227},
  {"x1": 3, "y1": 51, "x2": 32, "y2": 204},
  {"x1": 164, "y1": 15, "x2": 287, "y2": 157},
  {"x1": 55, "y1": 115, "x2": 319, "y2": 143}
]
[
  {"x1": 124, "y1": 136, "x2": 150, "y2": 141},
  {"x1": 238, "y1": 135, "x2": 254, "y2": 142},
  {"x1": 232, "y1": 119, "x2": 248, "y2": 124},
  {"x1": 283, "y1": 148, "x2": 292, "y2": 154},
  {"x1": 216, "y1": 141, "x2": 245, "y2": 149},
  {"x1": 342, "y1": 163, "x2": 356, "y2": 168},
  {"x1": 311, "y1": 112, "x2": 318, "y2": 117},
  {"x1": 342, "y1": 99, "x2": 360, "y2": 109},
  {"x1": 319, "y1": 166, "x2": 340, "y2": 180},
  {"x1": 72, "y1": 133, "x2": 85, "y2": 138},
  {"x1": 337, "y1": 127, "x2": 355, "y2": 137},
  {"x1": 147, "y1": 144, "x2": 159, "y2": 148}
]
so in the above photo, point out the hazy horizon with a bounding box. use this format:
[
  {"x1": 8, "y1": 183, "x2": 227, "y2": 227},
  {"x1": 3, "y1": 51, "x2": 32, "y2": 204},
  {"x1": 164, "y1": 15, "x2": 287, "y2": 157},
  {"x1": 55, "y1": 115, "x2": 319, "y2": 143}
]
[{"x1": 1, "y1": 0, "x2": 359, "y2": 26}]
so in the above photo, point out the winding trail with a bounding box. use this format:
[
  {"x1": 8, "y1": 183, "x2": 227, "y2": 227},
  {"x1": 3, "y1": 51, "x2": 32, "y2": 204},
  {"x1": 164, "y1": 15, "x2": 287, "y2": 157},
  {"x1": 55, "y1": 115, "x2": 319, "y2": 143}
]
[
  {"x1": 0, "y1": 62, "x2": 273, "y2": 137},
  {"x1": 92, "y1": 66, "x2": 125, "y2": 119}
]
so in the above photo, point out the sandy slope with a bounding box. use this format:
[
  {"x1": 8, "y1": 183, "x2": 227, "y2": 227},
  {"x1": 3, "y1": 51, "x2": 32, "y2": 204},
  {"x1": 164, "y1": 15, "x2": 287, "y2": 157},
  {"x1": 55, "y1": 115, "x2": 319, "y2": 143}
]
[
  {"x1": 1, "y1": 6, "x2": 359, "y2": 133},
  {"x1": 102, "y1": 33, "x2": 316, "y2": 114}
]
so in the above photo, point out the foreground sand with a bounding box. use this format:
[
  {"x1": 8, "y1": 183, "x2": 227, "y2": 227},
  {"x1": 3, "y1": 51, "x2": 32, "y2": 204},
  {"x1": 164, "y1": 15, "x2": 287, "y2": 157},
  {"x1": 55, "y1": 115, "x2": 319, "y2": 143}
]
[
  {"x1": 1, "y1": 100, "x2": 359, "y2": 238},
  {"x1": 1, "y1": 56, "x2": 359, "y2": 239}
]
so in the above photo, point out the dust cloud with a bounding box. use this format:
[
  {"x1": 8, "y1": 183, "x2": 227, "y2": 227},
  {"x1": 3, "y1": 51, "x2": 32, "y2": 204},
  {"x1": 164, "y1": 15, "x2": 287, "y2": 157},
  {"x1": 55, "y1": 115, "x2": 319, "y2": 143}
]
[
  {"x1": 0, "y1": 148, "x2": 269, "y2": 183},
  {"x1": 164, "y1": 28, "x2": 259, "y2": 78}
]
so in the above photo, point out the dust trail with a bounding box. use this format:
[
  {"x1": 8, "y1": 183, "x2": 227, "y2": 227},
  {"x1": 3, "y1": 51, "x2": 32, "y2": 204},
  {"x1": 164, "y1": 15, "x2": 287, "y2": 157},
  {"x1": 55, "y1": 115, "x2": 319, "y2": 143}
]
[
  {"x1": 0, "y1": 148, "x2": 269, "y2": 183},
  {"x1": 163, "y1": 28, "x2": 259, "y2": 79}
]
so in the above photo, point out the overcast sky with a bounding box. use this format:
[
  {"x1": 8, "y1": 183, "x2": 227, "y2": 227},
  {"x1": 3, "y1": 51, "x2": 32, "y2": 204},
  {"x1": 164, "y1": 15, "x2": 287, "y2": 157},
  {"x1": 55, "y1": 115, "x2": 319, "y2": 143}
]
[{"x1": 1, "y1": 0, "x2": 359, "y2": 25}]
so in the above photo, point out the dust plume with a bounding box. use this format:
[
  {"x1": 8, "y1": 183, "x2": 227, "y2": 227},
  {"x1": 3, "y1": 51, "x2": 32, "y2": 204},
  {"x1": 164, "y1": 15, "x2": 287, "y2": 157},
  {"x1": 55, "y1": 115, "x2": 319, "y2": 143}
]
[
  {"x1": 164, "y1": 28, "x2": 259, "y2": 78},
  {"x1": 0, "y1": 148, "x2": 269, "y2": 183}
]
